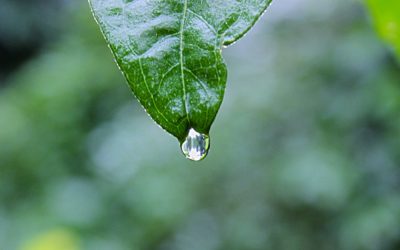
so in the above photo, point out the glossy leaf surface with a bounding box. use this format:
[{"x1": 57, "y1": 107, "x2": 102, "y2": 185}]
[{"x1": 89, "y1": 0, "x2": 271, "y2": 141}]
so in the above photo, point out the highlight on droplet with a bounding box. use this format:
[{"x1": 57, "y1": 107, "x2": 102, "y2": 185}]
[{"x1": 180, "y1": 128, "x2": 210, "y2": 161}]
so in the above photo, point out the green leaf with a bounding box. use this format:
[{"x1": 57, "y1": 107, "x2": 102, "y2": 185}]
[
  {"x1": 89, "y1": 0, "x2": 271, "y2": 141},
  {"x1": 366, "y1": 0, "x2": 400, "y2": 60}
]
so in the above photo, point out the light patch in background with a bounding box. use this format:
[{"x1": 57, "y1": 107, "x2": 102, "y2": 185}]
[
  {"x1": 20, "y1": 229, "x2": 79, "y2": 250},
  {"x1": 87, "y1": 104, "x2": 176, "y2": 184}
]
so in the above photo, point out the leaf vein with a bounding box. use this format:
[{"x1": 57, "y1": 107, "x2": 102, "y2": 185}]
[{"x1": 179, "y1": 0, "x2": 190, "y2": 126}]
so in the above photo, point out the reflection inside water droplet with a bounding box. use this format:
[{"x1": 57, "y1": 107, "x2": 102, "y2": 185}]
[{"x1": 181, "y1": 128, "x2": 210, "y2": 161}]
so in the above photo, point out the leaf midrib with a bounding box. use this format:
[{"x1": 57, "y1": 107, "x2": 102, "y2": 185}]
[{"x1": 179, "y1": 0, "x2": 190, "y2": 126}]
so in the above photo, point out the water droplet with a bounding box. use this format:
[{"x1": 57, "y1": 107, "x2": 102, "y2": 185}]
[{"x1": 181, "y1": 128, "x2": 210, "y2": 161}]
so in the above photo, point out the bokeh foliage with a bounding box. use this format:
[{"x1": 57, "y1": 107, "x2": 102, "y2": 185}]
[
  {"x1": 366, "y1": 0, "x2": 400, "y2": 60},
  {"x1": 0, "y1": 0, "x2": 400, "y2": 249}
]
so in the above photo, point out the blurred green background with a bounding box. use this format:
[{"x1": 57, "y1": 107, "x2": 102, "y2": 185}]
[{"x1": 1, "y1": 0, "x2": 400, "y2": 249}]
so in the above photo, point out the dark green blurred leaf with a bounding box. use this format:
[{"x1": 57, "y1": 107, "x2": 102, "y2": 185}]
[
  {"x1": 89, "y1": 0, "x2": 271, "y2": 141},
  {"x1": 366, "y1": 0, "x2": 400, "y2": 60}
]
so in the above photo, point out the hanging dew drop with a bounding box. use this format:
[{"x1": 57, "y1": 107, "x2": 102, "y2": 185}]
[{"x1": 181, "y1": 128, "x2": 210, "y2": 161}]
